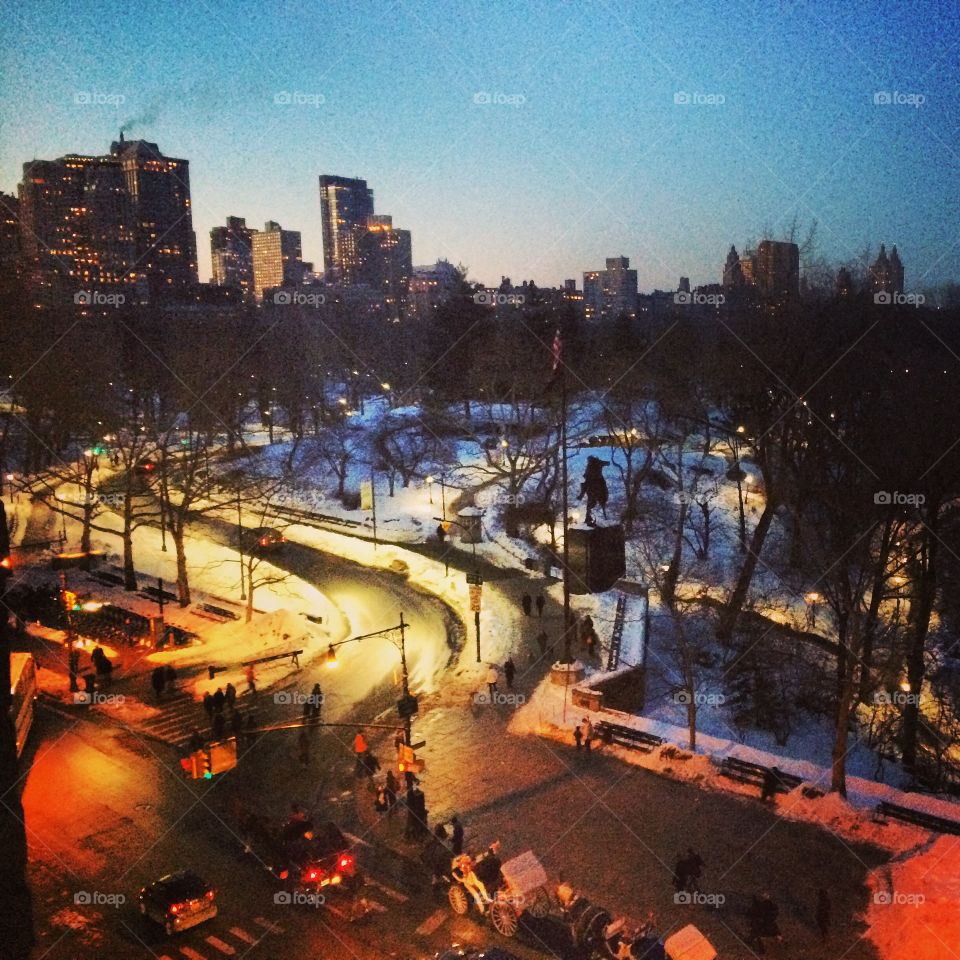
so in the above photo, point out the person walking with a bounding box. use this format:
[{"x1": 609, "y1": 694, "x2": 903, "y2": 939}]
[
  {"x1": 212, "y1": 686, "x2": 225, "y2": 714},
  {"x1": 573, "y1": 724, "x2": 583, "y2": 750},
  {"x1": 68, "y1": 647, "x2": 80, "y2": 693},
  {"x1": 202, "y1": 690, "x2": 214, "y2": 722},
  {"x1": 521, "y1": 593, "x2": 532, "y2": 616},
  {"x1": 354, "y1": 730, "x2": 369, "y2": 777},
  {"x1": 815, "y1": 888, "x2": 831, "y2": 942},
  {"x1": 486, "y1": 664, "x2": 499, "y2": 700},
  {"x1": 684, "y1": 847, "x2": 704, "y2": 893},
  {"x1": 245, "y1": 663, "x2": 257, "y2": 697},
  {"x1": 536, "y1": 629, "x2": 550, "y2": 659},
  {"x1": 164, "y1": 664, "x2": 177, "y2": 693},
  {"x1": 672, "y1": 853, "x2": 689, "y2": 894},
  {"x1": 384, "y1": 769, "x2": 399, "y2": 815},
  {"x1": 451, "y1": 815, "x2": 464, "y2": 855},
  {"x1": 310, "y1": 682, "x2": 323, "y2": 722},
  {"x1": 224, "y1": 681, "x2": 236, "y2": 711},
  {"x1": 152, "y1": 666, "x2": 167, "y2": 701},
  {"x1": 535, "y1": 592, "x2": 545, "y2": 617},
  {"x1": 504, "y1": 656, "x2": 516, "y2": 690},
  {"x1": 582, "y1": 716, "x2": 593, "y2": 754}
]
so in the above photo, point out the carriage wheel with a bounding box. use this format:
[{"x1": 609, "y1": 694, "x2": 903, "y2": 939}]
[
  {"x1": 490, "y1": 900, "x2": 519, "y2": 938},
  {"x1": 528, "y1": 888, "x2": 551, "y2": 918},
  {"x1": 448, "y1": 884, "x2": 470, "y2": 915}
]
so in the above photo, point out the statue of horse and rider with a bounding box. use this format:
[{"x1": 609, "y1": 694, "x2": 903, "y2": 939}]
[{"x1": 578, "y1": 456, "x2": 609, "y2": 527}]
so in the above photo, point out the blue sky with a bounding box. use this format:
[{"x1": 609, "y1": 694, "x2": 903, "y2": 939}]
[{"x1": 2, "y1": 0, "x2": 958, "y2": 290}]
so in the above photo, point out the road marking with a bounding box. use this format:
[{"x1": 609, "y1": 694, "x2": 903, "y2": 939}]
[
  {"x1": 365, "y1": 898, "x2": 388, "y2": 913},
  {"x1": 205, "y1": 936, "x2": 236, "y2": 955},
  {"x1": 366, "y1": 878, "x2": 408, "y2": 902},
  {"x1": 228, "y1": 927, "x2": 257, "y2": 944},
  {"x1": 415, "y1": 908, "x2": 448, "y2": 936},
  {"x1": 178, "y1": 948, "x2": 207, "y2": 960},
  {"x1": 326, "y1": 902, "x2": 346, "y2": 918},
  {"x1": 253, "y1": 917, "x2": 284, "y2": 934},
  {"x1": 343, "y1": 831, "x2": 371, "y2": 847}
]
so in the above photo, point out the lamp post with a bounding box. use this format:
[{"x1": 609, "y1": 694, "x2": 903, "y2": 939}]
[
  {"x1": 426, "y1": 475, "x2": 434, "y2": 505},
  {"x1": 435, "y1": 515, "x2": 482, "y2": 662},
  {"x1": 237, "y1": 485, "x2": 246, "y2": 602}
]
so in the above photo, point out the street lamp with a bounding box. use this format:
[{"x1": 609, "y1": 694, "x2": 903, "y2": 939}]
[
  {"x1": 426, "y1": 475, "x2": 434, "y2": 505},
  {"x1": 435, "y1": 515, "x2": 482, "y2": 662}
]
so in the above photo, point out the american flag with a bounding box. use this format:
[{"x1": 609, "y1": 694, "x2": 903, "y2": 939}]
[{"x1": 551, "y1": 328, "x2": 563, "y2": 372}]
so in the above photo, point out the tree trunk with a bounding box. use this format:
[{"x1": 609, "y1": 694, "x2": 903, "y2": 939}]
[
  {"x1": 245, "y1": 567, "x2": 255, "y2": 623},
  {"x1": 80, "y1": 502, "x2": 93, "y2": 554},
  {"x1": 122, "y1": 513, "x2": 136, "y2": 591},
  {"x1": 831, "y1": 668, "x2": 856, "y2": 797},
  {"x1": 173, "y1": 526, "x2": 190, "y2": 607},
  {"x1": 717, "y1": 501, "x2": 776, "y2": 640}
]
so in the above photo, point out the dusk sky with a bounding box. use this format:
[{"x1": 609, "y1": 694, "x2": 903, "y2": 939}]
[{"x1": 3, "y1": 0, "x2": 958, "y2": 291}]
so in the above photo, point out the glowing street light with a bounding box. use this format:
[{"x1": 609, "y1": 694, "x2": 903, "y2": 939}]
[{"x1": 426, "y1": 475, "x2": 434, "y2": 504}]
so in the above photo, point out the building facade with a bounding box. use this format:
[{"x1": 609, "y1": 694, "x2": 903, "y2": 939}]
[
  {"x1": 210, "y1": 216, "x2": 254, "y2": 301},
  {"x1": 251, "y1": 221, "x2": 303, "y2": 301},
  {"x1": 318, "y1": 175, "x2": 374, "y2": 285},
  {"x1": 582, "y1": 256, "x2": 638, "y2": 322},
  {"x1": 869, "y1": 244, "x2": 904, "y2": 295},
  {"x1": 755, "y1": 240, "x2": 800, "y2": 301},
  {"x1": 357, "y1": 214, "x2": 412, "y2": 320}
]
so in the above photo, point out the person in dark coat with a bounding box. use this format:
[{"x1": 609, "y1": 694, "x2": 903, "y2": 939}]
[
  {"x1": 683, "y1": 848, "x2": 704, "y2": 892},
  {"x1": 310, "y1": 682, "x2": 323, "y2": 721},
  {"x1": 224, "y1": 681, "x2": 237, "y2": 710},
  {"x1": 68, "y1": 647, "x2": 81, "y2": 692},
  {"x1": 521, "y1": 593, "x2": 532, "y2": 616},
  {"x1": 152, "y1": 666, "x2": 167, "y2": 701},
  {"x1": 164, "y1": 665, "x2": 177, "y2": 692},
  {"x1": 574, "y1": 724, "x2": 583, "y2": 750},
  {"x1": 436, "y1": 523, "x2": 446, "y2": 543},
  {"x1": 504, "y1": 657, "x2": 516, "y2": 689},
  {"x1": 815, "y1": 888, "x2": 831, "y2": 941},
  {"x1": 202, "y1": 690, "x2": 214, "y2": 719},
  {"x1": 212, "y1": 687, "x2": 225, "y2": 714},
  {"x1": 535, "y1": 593, "x2": 545, "y2": 617},
  {"x1": 672, "y1": 853, "x2": 688, "y2": 893},
  {"x1": 450, "y1": 815, "x2": 464, "y2": 855}
]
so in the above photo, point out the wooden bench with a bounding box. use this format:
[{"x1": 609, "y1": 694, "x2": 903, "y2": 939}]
[
  {"x1": 242, "y1": 649, "x2": 304, "y2": 669},
  {"x1": 197, "y1": 601, "x2": 240, "y2": 621},
  {"x1": 595, "y1": 720, "x2": 664, "y2": 753},
  {"x1": 718, "y1": 757, "x2": 804, "y2": 794},
  {"x1": 875, "y1": 801, "x2": 960, "y2": 836}
]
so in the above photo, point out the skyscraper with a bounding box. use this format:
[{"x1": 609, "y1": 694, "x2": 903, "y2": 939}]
[
  {"x1": 251, "y1": 221, "x2": 303, "y2": 301},
  {"x1": 110, "y1": 135, "x2": 198, "y2": 298},
  {"x1": 582, "y1": 256, "x2": 638, "y2": 322},
  {"x1": 210, "y1": 216, "x2": 254, "y2": 301},
  {"x1": 358, "y1": 215, "x2": 412, "y2": 319},
  {"x1": 755, "y1": 240, "x2": 799, "y2": 301},
  {"x1": 318, "y1": 175, "x2": 374, "y2": 285}
]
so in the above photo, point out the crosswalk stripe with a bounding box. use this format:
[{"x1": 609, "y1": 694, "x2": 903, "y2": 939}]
[
  {"x1": 415, "y1": 908, "x2": 448, "y2": 936},
  {"x1": 178, "y1": 948, "x2": 207, "y2": 960},
  {"x1": 205, "y1": 936, "x2": 236, "y2": 955},
  {"x1": 254, "y1": 917, "x2": 284, "y2": 934},
  {"x1": 366, "y1": 878, "x2": 408, "y2": 902},
  {"x1": 365, "y1": 899, "x2": 387, "y2": 913},
  {"x1": 228, "y1": 927, "x2": 257, "y2": 945},
  {"x1": 342, "y1": 831, "x2": 370, "y2": 847}
]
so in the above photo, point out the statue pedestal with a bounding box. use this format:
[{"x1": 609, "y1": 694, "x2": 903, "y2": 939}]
[
  {"x1": 550, "y1": 660, "x2": 586, "y2": 685},
  {"x1": 567, "y1": 524, "x2": 626, "y2": 593}
]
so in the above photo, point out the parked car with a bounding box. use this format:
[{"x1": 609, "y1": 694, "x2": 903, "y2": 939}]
[
  {"x1": 241, "y1": 527, "x2": 287, "y2": 553},
  {"x1": 139, "y1": 870, "x2": 217, "y2": 936}
]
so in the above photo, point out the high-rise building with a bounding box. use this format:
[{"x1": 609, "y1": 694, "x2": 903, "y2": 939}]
[
  {"x1": 357, "y1": 215, "x2": 412, "y2": 319},
  {"x1": 251, "y1": 221, "x2": 303, "y2": 301},
  {"x1": 0, "y1": 193, "x2": 22, "y2": 295},
  {"x1": 19, "y1": 153, "x2": 136, "y2": 303},
  {"x1": 318, "y1": 175, "x2": 374, "y2": 285},
  {"x1": 582, "y1": 256, "x2": 638, "y2": 322},
  {"x1": 408, "y1": 260, "x2": 460, "y2": 319},
  {"x1": 110, "y1": 135, "x2": 198, "y2": 297},
  {"x1": 869, "y1": 244, "x2": 904, "y2": 295},
  {"x1": 755, "y1": 240, "x2": 799, "y2": 301},
  {"x1": 210, "y1": 216, "x2": 254, "y2": 301}
]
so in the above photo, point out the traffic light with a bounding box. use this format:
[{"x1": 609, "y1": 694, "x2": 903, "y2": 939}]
[
  {"x1": 397, "y1": 744, "x2": 425, "y2": 775},
  {"x1": 203, "y1": 748, "x2": 213, "y2": 779}
]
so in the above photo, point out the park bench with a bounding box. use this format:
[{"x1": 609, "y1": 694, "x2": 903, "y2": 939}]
[
  {"x1": 874, "y1": 801, "x2": 960, "y2": 836},
  {"x1": 140, "y1": 584, "x2": 178, "y2": 603},
  {"x1": 595, "y1": 720, "x2": 664, "y2": 753},
  {"x1": 242, "y1": 648, "x2": 304, "y2": 669},
  {"x1": 718, "y1": 756, "x2": 804, "y2": 794},
  {"x1": 197, "y1": 601, "x2": 240, "y2": 621},
  {"x1": 91, "y1": 571, "x2": 126, "y2": 587}
]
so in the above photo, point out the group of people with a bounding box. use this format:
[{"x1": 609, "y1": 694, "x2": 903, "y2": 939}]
[
  {"x1": 520, "y1": 592, "x2": 546, "y2": 618},
  {"x1": 200, "y1": 681, "x2": 255, "y2": 745},
  {"x1": 672, "y1": 847, "x2": 705, "y2": 894},
  {"x1": 150, "y1": 664, "x2": 177, "y2": 700},
  {"x1": 484, "y1": 658, "x2": 516, "y2": 698}
]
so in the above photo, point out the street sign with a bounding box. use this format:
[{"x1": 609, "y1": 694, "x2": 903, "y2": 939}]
[
  {"x1": 465, "y1": 571, "x2": 483, "y2": 586},
  {"x1": 360, "y1": 479, "x2": 374, "y2": 510},
  {"x1": 469, "y1": 584, "x2": 482, "y2": 612}
]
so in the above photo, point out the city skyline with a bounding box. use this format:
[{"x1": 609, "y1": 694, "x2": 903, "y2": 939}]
[{"x1": 3, "y1": 1, "x2": 959, "y2": 292}]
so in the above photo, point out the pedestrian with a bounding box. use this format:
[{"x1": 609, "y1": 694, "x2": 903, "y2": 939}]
[
  {"x1": 574, "y1": 724, "x2": 583, "y2": 750},
  {"x1": 684, "y1": 847, "x2": 704, "y2": 893},
  {"x1": 245, "y1": 663, "x2": 257, "y2": 697},
  {"x1": 815, "y1": 888, "x2": 831, "y2": 942},
  {"x1": 310, "y1": 682, "x2": 323, "y2": 721},
  {"x1": 747, "y1": 892, "x2": 781, "y2": 951},
  {"x1": 536, "y1": 629, "x2": 550, "y2": 658},
  {"x1": 164, "y1": 664, "x2": 177, "y2": 692},
  {"x1": 585, "y1": 630, "x2": 597, "y2": 660},
  {"x1": 188, "y1": 729, "x2": 203, "y2": 753},
  {"x1": 298, "y1": 727, "x2": 310, "y2": 767},
  {"x1": 580, "y1": 615, "x2": 594, "y2": 643},
  {"x1": 451, "y1": 815, "x2": 464, "y2": 855},
  {"x1": 384, "y1": 770, "x2": 398, "y2": 815},
  {"x1": 760, "y1": 766, "x2": 781, "y2": 802},
  {"x1": 202, "y1": 690, "x2": 214, "y2": 720},
  {"x1": 582, "y1": 716, "x2": 593, "y2": 754},
  {"x1": 212, "y1": 686, "x2": 225, "y2": 714},
  {"x1": 436, "y1": 523, "x2": 446, "y2": 543},
  {"x1": 224, "y1": 681, "x2": 236, "y2": 711},
  {"x1": 536, "y1": 592, "x2": 545, "y2": 617},
  {"x1": 152, "y1": 666, "x2": 167, "y2": 701},
  {"x1": 521, "y1": 593, "x2": 532, "y2": 616},
  {"x1": 212, "y1": 710, "x2": 225, "y2": 740},
  {"x1": 504, "y1": 656, "x2": 515, "y2": 690},
  {"x1": 354, "y1": 730, "x2": 369, "y2": 777},
  {"x1": 375, "y1": 782, "x2": 389, "y2": 813},
  {"x1": 68, "y1": 647, "x2": 80, "y2": 693},
  {"x1": 486, "y1": 664, "x2": 499, "y2": 700}
]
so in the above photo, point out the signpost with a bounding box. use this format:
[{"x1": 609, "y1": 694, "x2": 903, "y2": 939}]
[{"x1": 466, "y1": 571, "x2": 483, "y2": 660}]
